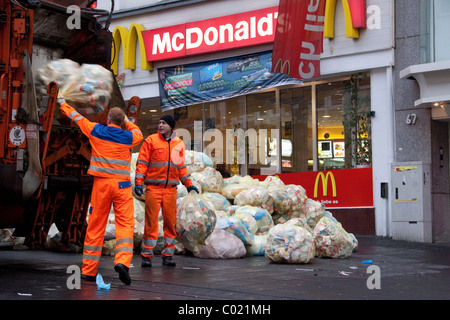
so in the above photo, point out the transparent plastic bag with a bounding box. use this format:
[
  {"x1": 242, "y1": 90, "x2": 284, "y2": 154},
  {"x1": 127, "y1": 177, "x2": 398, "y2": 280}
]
[
  {"x1": 265, "y1": 224, "x2": 315, "y2": 264},
  {"x1": 191, "y1": 167, "x2": 224, "y2": 193},
  {"x1": 313, "y1": 216, "x2": 354, "y2": 259},
  {"x1": 185, "y1": 150, "x2": 213, "y2": 174},
  {"x1": 175, "y1": 191, "x2": 217, "y2": 252},
  {"x1": 234, "y1": 186, "x2": 274, "y2": 214},
  {"x1": 269, "y1": 184, "x2": 307, "y2": 215},
  {"x1": 301, "y1": 198, "x2": 326, "y2": 228},
  {"x1": 35, "y1": 59, "x2": 113, "y2": 120},
  {"x1": 194, "y1": 229, "x2": 246, "y2": 259},
  {"x1": 234, "y1": 205, "x2": 273, "y2": 234},
  {"x1": 202, "y1": 192, "x2": 231, "y2": 211}
]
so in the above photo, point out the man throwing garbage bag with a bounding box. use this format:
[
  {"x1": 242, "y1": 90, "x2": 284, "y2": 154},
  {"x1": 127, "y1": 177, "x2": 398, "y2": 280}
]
[
  {"x1": 135, "y1": 115, "x2": 198, "y2": 268},
  {"x1": 59, "y1": 97, "x2": 143, "y2": 285}
]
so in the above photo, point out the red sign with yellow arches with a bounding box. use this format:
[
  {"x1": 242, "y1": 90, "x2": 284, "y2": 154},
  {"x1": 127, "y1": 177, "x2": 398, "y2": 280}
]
[{"x1": 253, "y1": 167, "x2": 373, "y2": 208}]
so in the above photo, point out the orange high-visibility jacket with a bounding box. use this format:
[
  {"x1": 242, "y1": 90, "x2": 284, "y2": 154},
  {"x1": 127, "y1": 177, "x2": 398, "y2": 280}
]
[
  {"x1": 60, "y1": 102, "x2": 143, "y2": 180},
  {"x1": 135, "y1": 132, "x2": 193, "y2": 188}
]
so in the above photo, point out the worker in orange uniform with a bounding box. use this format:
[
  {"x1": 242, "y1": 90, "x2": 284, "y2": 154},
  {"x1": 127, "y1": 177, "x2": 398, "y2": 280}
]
[
  {"x1": 58, "y1": 97, "x2": 143, "y2": 285},
  {"x1": 134, "y1": 115, "x2": 198, "y2": 267}
]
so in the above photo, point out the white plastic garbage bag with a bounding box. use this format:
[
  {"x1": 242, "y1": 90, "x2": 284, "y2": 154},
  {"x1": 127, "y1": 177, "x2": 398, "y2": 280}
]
[
  {"x1": 218, "y1": 216, "x2": 254, "y2": 246},
  {"x1": 35, "y1": 59, "x2": 113, "y2": 121},
  {"x1": 176, "y1": 191, "x2": 217, "y2": 252},
  {"x1": 265, "y1": 224, "x2": 315, "y2": 264},
  {"x1": 191, "y1": 167, "x2": 224, "y2": 193},
  {"x1": 202, "y1": 192, "x2": 231, "y2": 211},
  {"x1": 185, "y1": 150, "x2": 213, "y2": 174},
  {"x1": 269, "y1": 184, "x2": 307, "y2": 215},
  {"x1": 246, "y1": 234, "x2": 268, "y2": 256},
  {"x1": 301, "y1": 198, "x2": 326, "y2": 228},
  {"x1": 313, "y1": 216, "x2": 354, "y2": 259},
  {"x1": 234, "y1": 186, "x2": 274, "y2": 214},
  {"x1": 234, "y1": 205, "x2": 273, "y2": 234},
  {"x1": 194, "y1": 229, "x2": 246, "y2": 259},
  {"x1": 221, "y1": 175, "x2": 260, "y2": 200}
]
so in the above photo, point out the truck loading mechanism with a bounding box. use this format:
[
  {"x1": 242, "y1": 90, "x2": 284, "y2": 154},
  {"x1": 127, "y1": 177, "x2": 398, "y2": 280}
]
[{"x1": 0, "y1": 0, "x2": 141, "y2": 249}]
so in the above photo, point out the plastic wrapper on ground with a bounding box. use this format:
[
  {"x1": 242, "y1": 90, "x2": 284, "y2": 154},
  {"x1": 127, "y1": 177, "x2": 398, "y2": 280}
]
[
  {"x1": 194, "y1": 229, "x2": 246, "y2": 259},
  {"x1": 234, "y1": 186, "x2": 274, "y2": 214},
  {"x1": 234, "y1": 205, "x2": 273, "y2": 233},
  {"x1": 301, "y1": 198, "x2": 326, "y2": 228},
  {"x1": 265, "y1": 224, "x2": 315, "y2": 264},
  {"x1": 191, "y1": 167, "x2": 224, "y2": 193},
  {"x1": 246, "y1": 234, "x2": 268, "y2": 256},
  {"x1": 175, "y1": 191, "x2": 217, "y2": 252},
  {"x1": 313, "y1": 216, "x2": 354, "y2": 259},
  {"x1": 269, "y1": 184, "x2": 307, "y2": 215}
]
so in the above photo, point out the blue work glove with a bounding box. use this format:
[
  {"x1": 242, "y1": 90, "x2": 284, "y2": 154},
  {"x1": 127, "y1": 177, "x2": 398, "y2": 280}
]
[
  {"x1": 57, "y1": 97, "x2": 66, "y2": 106},
  {"x1": 187, "y1": 185, "x2": 199, "y2": 194},
  {"x1": 135, "y1": 184, "x2": 143, "y2": 196}
]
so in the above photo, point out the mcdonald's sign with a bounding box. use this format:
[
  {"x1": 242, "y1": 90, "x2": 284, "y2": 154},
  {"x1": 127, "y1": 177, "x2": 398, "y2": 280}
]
[
  {"x1": 323, "y1": 0, "x2": 367, "y2": 39},
  {"x1": 314, "y1": 171, "x2": 337, "y2": 198},
  {"x1": 111, "y1": 23, "x2": 153, "y2": 75},
  {"x1": 253, "y1": 168, "x2": 373, "y2": 208}
]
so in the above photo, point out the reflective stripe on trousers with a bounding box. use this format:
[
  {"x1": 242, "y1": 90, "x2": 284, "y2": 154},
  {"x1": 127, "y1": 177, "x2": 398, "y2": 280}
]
[
  {"x1": 82, "y1": 177, "x2": 135, "y2": 277},
  {"x1": 142, "y1": 185, "x2": 177, "y2": 259}
]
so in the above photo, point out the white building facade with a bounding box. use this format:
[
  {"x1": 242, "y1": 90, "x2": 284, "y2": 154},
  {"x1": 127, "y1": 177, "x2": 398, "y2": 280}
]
[{"x1": 97, "y1": 0, "x2": 420, "y2": 240}]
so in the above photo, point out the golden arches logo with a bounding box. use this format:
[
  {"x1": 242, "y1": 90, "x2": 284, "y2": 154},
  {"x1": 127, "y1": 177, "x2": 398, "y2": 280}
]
[
  {"x1": 111, "y1": 24, "x2": 153, "y2": 75},
  {"x1": 272, "y1": 59, "x2": 290, "y2": 75},
  {"x1": 323, "y1": 0, "x2": 363, "y2": 39},
  {"x1": 314, "y1": 171, "x2": 337, "y2": 198}
]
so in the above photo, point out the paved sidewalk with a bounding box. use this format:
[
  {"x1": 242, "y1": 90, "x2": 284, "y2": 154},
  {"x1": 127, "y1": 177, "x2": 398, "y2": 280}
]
[{"x1": 0, "y1": 236, "x2": 449, "y2": 302}]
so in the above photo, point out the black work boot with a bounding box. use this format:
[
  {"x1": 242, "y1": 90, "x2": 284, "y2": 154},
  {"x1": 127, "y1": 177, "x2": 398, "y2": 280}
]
[
  {"x1": 81, "y1": 274, "x2": 96, "y2": 282},
  {"x1": 141, "y1": 256, "x2": 152, "y2": 268},
  {"x1": 114, "y1": 263, "x2": 131, "y2": 285},
  {"x1": 162, "y1": 256, "x2": 176, "y2": 267}
]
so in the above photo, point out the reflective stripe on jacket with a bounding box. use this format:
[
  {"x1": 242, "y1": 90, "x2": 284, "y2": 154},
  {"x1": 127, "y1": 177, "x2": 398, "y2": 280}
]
[
  {"x1": 60, "y1": 102, "x2": 143, "y2": 180},
  {"x1": 135, "y1": 132, "x2": 193, "y2": 188}
]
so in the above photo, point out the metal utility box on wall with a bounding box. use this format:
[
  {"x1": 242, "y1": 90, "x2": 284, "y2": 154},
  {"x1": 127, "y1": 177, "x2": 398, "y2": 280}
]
[{"x1": 391, "y1": 162, "x2": 432, "y2": 243}]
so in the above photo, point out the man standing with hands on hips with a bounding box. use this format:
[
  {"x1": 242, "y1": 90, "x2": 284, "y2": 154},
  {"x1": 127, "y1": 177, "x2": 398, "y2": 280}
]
[{"x1": 135, "y1": 115, "x2": 198, "y2": 267}]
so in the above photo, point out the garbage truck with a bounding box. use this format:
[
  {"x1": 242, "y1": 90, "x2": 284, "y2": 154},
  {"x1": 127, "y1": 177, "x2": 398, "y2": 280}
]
[{"x1": 0, "y1": 0, "x2": 141, "y2": 248}]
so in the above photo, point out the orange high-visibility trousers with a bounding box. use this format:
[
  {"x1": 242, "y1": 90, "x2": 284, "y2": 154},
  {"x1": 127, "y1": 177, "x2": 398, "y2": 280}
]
[
  {"x1": 82, "y1": 177, "x2": 135, "y2": 277},
  {"x1": 141, "y1": 185, "x2": 177, "y2": 259}
]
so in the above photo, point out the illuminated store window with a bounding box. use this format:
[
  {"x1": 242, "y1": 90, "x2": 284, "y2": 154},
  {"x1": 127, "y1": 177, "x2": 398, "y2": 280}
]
[
  {"x1": 316, "y1": 81, "x2": 346, "y2": 170},
  {"x1": 280, "y1": 86, "x2": 312, "y2": 172},
  {"x1": 246, "y1": 91, "x2": 277, "y2": 176}
]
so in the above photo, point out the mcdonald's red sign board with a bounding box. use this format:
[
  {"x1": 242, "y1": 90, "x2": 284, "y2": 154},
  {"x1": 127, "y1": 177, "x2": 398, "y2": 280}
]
[{"x1": 253, "y1": 168, "x2": 373, "y2": 208}]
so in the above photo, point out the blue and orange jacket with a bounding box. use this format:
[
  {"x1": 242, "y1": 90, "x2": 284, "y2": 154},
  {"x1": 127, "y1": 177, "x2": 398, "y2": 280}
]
[
  {"x1": 60, "y1": 102, "x2": 143, "y2": 180},
  {"x1": 135, "y1": 132, "x2": 193, "y2": 188}
]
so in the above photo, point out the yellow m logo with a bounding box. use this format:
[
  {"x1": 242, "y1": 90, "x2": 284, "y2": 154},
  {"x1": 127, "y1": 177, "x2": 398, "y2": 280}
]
[
  {"x1": 324, "y1": 0, "x2": 359, "y2": 39},
  {"x1": 314, "y1": 171, "x2": 337, "y2": 198},
  {"x1": 111, "y1": 24, "x2": 153, "y2": 75},
  {"x1": 272, "y1": 59, "x2": 291, "y2": 75}
]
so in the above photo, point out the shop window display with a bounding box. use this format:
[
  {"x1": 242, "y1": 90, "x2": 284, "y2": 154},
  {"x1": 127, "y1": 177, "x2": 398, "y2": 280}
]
[{"x1": 135, "y1": 75, "x2": 371, "y2": 177}]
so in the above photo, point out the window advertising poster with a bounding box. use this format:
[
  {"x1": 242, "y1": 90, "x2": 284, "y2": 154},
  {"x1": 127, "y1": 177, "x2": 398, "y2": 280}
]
[{"x1": 158, "y1": 51, "x2": 303, "y2": 111}]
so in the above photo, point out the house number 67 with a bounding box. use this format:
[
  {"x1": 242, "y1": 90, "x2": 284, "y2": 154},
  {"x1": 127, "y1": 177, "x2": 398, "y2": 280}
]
[{"x1": 406, "y1": 113, "x2": 417, "y2": 125}]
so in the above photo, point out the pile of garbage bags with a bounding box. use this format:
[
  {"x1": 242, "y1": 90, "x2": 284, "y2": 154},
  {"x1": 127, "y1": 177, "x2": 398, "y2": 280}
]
[
  {"x1": 2, "y1": 150, "x2": 358, "y2": 263},
  {"x1": 125, "y1": 150, "x2": 358, "y2": 264}
]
